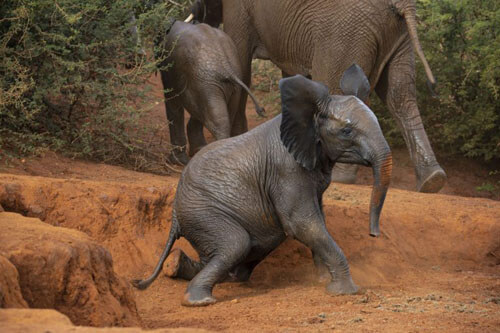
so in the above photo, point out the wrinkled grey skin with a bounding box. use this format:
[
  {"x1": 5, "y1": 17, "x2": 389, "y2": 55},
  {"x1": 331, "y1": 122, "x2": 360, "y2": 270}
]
[
  {"x1": 132, "y1": 66, "x2": 392, "y2": 307},
  {"x1": 190, "y1": 0, "x2": 446, "y2": 193},
  {"x1": 159, "y1": 21, "x2": 264, "y2": 165}
]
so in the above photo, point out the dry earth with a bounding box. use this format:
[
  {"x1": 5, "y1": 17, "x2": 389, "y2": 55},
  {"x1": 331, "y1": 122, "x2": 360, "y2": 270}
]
[{"x1": 0, "y1": 73, "x2": 499, "y2": 332}]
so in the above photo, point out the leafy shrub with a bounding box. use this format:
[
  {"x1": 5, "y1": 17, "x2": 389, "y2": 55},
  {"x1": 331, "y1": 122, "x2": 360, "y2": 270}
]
[
  {"x1": 0, "y1": 0, "x2": 190, "y2": 169},
  {"x1": 378, "y1": 0, "x2": 500, "y2": 161}
]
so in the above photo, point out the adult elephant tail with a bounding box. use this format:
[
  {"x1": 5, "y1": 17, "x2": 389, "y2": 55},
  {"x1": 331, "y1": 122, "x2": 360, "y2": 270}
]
[
  {"x1": 397, "y1": 0, "x2": 436, "y2": 85},
  {"x1": 131, "y1": 212, "x2": 181, "y2": 290}
]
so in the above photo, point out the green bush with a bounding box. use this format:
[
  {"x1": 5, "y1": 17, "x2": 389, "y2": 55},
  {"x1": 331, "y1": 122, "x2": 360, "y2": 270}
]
[
  {"x1": 379, "y1": 0, "x2": 500, "y2": 161},
  {"x1": 0, "y1": 0, "x2": 189, "y2": 169}
]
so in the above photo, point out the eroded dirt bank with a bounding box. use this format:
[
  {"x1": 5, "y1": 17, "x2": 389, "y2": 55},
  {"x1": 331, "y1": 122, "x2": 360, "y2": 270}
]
[{"x1": 0, "y1": 169, "x2": 499, "y2": 332}]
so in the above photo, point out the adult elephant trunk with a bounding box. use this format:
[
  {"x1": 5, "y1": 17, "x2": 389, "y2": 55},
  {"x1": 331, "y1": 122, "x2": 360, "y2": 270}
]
[
  {"x1": 368, "y1": 148, "x2": 392, "y2": 237},
  {"x1": 396, "y1": 0, "x2": 436, "y2": 85}
]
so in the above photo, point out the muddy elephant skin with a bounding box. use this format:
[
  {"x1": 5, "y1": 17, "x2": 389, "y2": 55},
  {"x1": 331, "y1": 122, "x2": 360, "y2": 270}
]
[{"x1": 133, "y1": 66, "x2": 392, "y2": 307}]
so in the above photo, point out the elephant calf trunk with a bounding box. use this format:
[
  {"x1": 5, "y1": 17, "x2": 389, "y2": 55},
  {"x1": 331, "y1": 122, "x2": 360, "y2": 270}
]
[{"x1": 369, "y1": 152, "x2": 392, "y2": 237}]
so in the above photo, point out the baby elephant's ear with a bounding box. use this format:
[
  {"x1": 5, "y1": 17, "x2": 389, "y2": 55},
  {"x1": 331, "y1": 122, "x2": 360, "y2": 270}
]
[
  {"x1": 279, "y1": 75, "x2": 329, "y2": 170},
  {"x1": 340, "y1": 64, "x2": 371, "y2": 102}
]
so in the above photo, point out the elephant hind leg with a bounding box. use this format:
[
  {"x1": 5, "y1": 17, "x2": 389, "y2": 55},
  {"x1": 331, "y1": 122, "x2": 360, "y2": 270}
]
[
  {"x1": 182, "y1": 223, "x2": 251, "y2": 307},
  {"x1": 197, "y1": 93, "x2": 231, "y2": 141},
  {"x1": 187, "y1": 117, "x2": 207, "y2": 157},
  {"x1": 164, "y1": 248, "x2": 205, "y2": 281},
  {"x1": 375, "y1": 42, "x2": 446, "y2": 193},
  {"x1": 226, "y1": 260, "x2": 261, "y2": 282}
]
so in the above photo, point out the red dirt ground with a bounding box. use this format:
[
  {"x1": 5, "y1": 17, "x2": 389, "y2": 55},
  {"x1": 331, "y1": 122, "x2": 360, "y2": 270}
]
[{"x1": 1, "y1": 73, "x2": 499, "y2": 332}]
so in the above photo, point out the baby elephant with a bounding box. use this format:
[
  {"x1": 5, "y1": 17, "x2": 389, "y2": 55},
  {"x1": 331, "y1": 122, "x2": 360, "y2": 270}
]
[
  {"x1": 133, "y1": 65, "x2": 392, "y2": 306},
  {"x1": 158, "y1": 20, "x2": 264, "y2": 165}
]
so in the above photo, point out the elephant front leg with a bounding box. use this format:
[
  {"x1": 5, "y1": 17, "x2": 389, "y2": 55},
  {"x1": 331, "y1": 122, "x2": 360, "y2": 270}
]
[
  {"x1": 288, "y1": 218, "x2": 358, "y2": 295},
  {"x1": 376, "y1": 43, "x2": 446, "y2": 193}
]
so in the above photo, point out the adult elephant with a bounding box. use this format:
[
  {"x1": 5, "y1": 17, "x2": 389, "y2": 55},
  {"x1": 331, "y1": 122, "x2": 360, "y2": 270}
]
[{"x1": 188, "y1": 0, "x2": 446, "y2": 193}]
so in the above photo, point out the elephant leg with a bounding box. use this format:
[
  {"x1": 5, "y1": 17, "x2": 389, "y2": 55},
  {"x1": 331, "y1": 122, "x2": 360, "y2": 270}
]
[
  {"x1": 376, "y1": 41, "x2": 446, "y2": 193},
  {"x1": 182, "y1": 223, "x2": 251, "y2": 306},
  {"x1": 160, "y1": 72, "x2": 189, "y2": 165},
  {"x1": 226, "y1": 260, "x2": 261, "y2": 282},
  {"x1": 282, "y1": 70, "x2": 311, "y2": 79},
  {"x1": 293, "y1": 220, "x2": 358, "y2": 295},
  {"x1": 229, "y1": 89, "x2": 247, "y2": 137},
  {"x1": 223, "y1": 11, "x2": 253, "y2": 137},
  {"x1": 164, "y1": 248, "x2": 205, "y2": 281},
  {"x1": 312, "y1": 250, "x2": 330, "y2": 283},
  {"x1": 203, "y1": 96, "x2": 231, "y2": 141},
  {"x1": 187, "y1": 117, "x2": 207, "y2": 157}
]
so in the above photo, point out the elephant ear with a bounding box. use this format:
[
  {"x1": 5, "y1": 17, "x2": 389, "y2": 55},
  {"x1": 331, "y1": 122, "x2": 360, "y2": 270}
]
[
  {"x1": 340, "y1": 64, "x2": 371, "y2": 102},
  {"x1": 279, "y1": 75, "x2": 330, "y2": 170}
]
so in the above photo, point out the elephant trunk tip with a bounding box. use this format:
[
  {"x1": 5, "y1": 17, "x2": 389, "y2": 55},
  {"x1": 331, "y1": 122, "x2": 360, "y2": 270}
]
[{"x1": 369, "y1": 225, "x2": 380, "y2": 237}]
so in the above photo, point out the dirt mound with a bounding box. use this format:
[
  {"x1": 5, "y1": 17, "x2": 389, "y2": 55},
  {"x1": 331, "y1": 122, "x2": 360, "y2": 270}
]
[
  {"x1": 0, "y1": 309, "x2": 210, "y2": 333},
  {"x1": 1, "y1": 168, "x2": 499, "y2": 331},
  {"x1": 0, "y1": 212, "x2": 140, "y2": 327},
  {"x1": 0, "y1": 174, "x2": 180, "y2": 276},
  {"x1": 0, "y1": 255, "x2": 28, "y2": 308}
]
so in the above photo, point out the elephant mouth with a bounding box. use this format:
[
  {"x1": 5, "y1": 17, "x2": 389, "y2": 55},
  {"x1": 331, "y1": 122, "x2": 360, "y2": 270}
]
[{"x1": 336, "y1": 151, "x2": 370, "y2": 167}]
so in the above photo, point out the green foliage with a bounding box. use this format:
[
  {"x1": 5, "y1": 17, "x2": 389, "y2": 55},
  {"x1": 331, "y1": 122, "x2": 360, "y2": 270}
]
[
  {"x1": 372, "y1": 1, "x2": 500, "y2": 162},
  {"x1": 0, "y1": 0, "x2": 190, "y2": 168},
  {"x1": 416, "y1": 0, "x2": 499, "y2": 160},
  {"x1": 251, "y1": 59, "x2": 282, "y2": 116}
]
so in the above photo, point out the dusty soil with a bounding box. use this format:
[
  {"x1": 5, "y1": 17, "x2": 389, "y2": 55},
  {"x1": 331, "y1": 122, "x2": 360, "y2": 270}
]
[
  {"x1": 0, "y1": 309, "x2": 208, "y2": 332},
  {"x1": 0, "y1": 212, "x2": 140, "y2": 327},
  {"x1": 0, "y1": 73, "x2": 499, "y2": 332}
]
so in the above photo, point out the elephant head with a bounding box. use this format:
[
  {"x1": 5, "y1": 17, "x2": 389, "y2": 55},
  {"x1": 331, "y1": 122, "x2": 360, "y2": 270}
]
[
  {"x1": 279, "y1": 65, "x2": 392, "y2": 236},
  {"x1": 187, "y1": 0, "x2": 223, "y2": 27}
]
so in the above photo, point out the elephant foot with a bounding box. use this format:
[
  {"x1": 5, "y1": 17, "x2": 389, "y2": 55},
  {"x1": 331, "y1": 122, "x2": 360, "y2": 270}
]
[
  {"x1": 182, "y1": 288, "x2": 217, "y2": 307},
  {"x1": 326, "y1": 277, "x2": 359, "y2": 296},
  {"x1": 316, "y1": 268, "x2": 330, "y2": 283},
  {"x1": 331, "y1": 163, "x2": 359, "y2": 184},
  {"x1": 416, "y1": 165, "x2": 447, "y2": 193},
  {"x1": 167, "y1": 150, "x2": 189, "y2": 166}
]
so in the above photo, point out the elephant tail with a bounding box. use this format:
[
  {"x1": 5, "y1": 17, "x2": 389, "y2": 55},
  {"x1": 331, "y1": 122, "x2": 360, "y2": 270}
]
[
  {"x1": 400, "y1": 2, "x2": 436, "y2": 86},
  {"x1": 131, "y1": 212, "x2": 180, "y2": 290},
  {"x1": 230, "y1": 75, "x2": 266, "y2": 117}
]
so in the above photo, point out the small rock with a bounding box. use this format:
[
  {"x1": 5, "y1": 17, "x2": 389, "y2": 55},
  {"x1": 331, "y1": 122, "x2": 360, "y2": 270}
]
[
  {"x1": 355, "y1": 295, "x2": 369, "y2": 304},
  {"x1": 407, "y1": 296, "x2": 422, "y2": 303},
  {"x1": 350, "y1": 317, "x2": 363, "y2": 323},
  {"x1": 231, "y1": 298, "x2": 239, "y2": 303},
  {"x1": 484, "y1": 297, "x2": 500, "y2": 305},
  {"x1": 29, "y1": 204, "x2": 44, "y2": 216},
  {"x1": 318, "y1": 313, "x2": 326, "y2": 319}
]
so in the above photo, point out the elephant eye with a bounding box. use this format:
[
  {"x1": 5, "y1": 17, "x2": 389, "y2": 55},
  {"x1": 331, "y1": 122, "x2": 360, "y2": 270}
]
[{"x1": 341, "y1": 127, "x2": 353, "y2": 136}]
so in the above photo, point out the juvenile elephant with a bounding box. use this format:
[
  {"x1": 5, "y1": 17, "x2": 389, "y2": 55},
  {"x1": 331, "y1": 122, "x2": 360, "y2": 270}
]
[
  {"x1": 158, "y1": 20, "x2": 264, "y2": 165},
  {"x1": 189, "y1": 0, "x2": 446, "y2": 193},
  {"x1": 132, "y1": 65, "x2": 392, "y2": 306}
]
